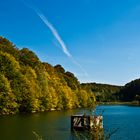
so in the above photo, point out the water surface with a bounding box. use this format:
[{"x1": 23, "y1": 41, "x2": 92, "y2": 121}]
[{"x1": 0, "y1": 105, "x2": 140, "y2": 140}]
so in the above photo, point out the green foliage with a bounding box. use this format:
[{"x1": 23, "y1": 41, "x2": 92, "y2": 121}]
[
  {"x1": 54, "y1": 64, "x2": 65, "y2": 73},
  {"x1": 0, "y1": 51, "x2": 20, "y2": 79},
  {"x1": 0, "y1": 37, "x2": 19, "y2": 59},
  {"x1": 81, "y1": 83, "x2": 121, "y2": 102},
  {"x1": 0, "y1": 74, "x2": 18, "y2": 115},
  {"x1": 0, "y1": 36, "x2": 96, "y2": 115},
  {"x1": 64, "y1": 71, "x2": 80, "y2": 90},
  {"x1": 19, "y1": 48, "x2": 39, "y2": 68},
  {"x1": 117, "y1": 78, "x2": 140, "y2": 102}
]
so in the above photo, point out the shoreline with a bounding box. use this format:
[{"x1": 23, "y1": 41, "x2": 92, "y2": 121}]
[
  {"x1": 97, "y1": 101, "x2": 140, "y2": 106},
  {"x1": 0, "y1": 102, "x2": 139, "y2": 116}
]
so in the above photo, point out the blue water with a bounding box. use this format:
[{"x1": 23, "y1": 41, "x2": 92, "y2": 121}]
[
  {"x1": 0, "y1": 105, "x2": 140, "y2": 140},
  {"x1": 97, "y1": 105, "x2": 140, "y2": 140}
]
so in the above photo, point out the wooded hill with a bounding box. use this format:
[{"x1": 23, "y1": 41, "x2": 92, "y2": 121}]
[
  {"x1": 81, "y1": 83, "x2": 121, "y2": 102},
  {"x1": 0, "y1": 37, "x2": 95, "y2": 115},
  {"x1": 117, "y1": 78, "x2": 140, "y2": 102},
  {"x1": 81, "y1": 79, "x2": 140, "y2": 103}
]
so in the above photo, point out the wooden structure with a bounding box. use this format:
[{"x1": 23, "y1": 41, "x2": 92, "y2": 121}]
[{"x1": 71, "y1": 114, "x2": 103, "y2": 131}]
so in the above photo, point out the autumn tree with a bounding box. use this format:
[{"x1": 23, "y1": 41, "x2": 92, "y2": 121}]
[{"x1": 0, "y1": 74, "x2": 18, "y2": 115}]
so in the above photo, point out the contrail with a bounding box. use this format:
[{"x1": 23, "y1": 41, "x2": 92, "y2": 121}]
[
  {"x1": 21, "y1": 0, "x2": 71, "y2": 57},
  {"x1": 37, "y1": 12, "x2": 88, "y2": 76},
  {"x1": 21, "y1": 0, "x2": 88, "y2": 77},
  {"x1": 71, "y1": 57, "x2": 88, "y2": 77},
  {"x1": 36, "y1": 12, "x2": 72, "y2": 58}
]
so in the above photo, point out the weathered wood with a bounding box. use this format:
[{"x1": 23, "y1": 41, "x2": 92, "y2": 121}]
[{"x1": 71, "y1": 114, "x2": 103, "y2": 131}]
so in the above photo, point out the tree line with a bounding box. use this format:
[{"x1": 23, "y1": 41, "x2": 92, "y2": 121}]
[
  {"x1": 116, "y1": 78, "x2": 140, "y2": 103},
  {"x1": 81, "y1": 83, "x2": 121, "y2": 102},
  {"x1": 81, "y1": 78, "x2": 140, "y2": 104}
]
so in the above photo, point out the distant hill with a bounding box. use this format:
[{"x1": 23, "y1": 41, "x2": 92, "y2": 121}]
[
  {"x1": 81, "y1": 83, "x2": 122, "y2": 102},
  {"x1": 0, "y1": 36, "x2": 95, "y2": 115},
  {"x1": 117, "y1": 78, "x2": 140, "y2": 102},
  {"x1": 81, "y1": 78, "x2": 140, "y2": 104}
]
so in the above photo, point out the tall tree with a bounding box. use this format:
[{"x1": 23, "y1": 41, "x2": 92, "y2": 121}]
[{"x1": 0, "y1": 74, "x2": 18, "y2": 115}]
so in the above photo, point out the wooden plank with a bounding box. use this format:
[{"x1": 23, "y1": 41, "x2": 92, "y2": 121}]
[{"x1": 71, "y1": 115, "x2": 103, "y2": 131}]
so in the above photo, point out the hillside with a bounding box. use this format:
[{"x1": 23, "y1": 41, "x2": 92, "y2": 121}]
[
  {"x1": 0, "y1": 37, "x2": 96, "y2": 115},
  {"x1": 81, "y1": 83, "x2": 122, "y2": 102},
  {"x1": 117, "y1": 78, "x2": 140, "y2": 102}
]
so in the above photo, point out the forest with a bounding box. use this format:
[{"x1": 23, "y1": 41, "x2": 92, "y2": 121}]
[
  {"x1": 116, "y1": 78, "x2": 140, "y2": 103},
  {"x1": 81, "y1": 83, "x2": 121, "y2": 102},
  {"x1": 0, "y1": 37, "x2": 96, "y2": 115},
  {"x1": 1, "y1": 36, "x2": 140, "y2": 115},
  {"x1": 81, "y1": 78, "x2": 140, "y2": 104}
]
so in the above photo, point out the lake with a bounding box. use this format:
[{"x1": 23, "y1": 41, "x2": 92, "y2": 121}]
[{"x1": 0, "y1": 105, "x2": 140, "y2": 140}]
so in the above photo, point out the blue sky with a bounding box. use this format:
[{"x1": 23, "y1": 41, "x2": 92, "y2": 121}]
[{"x1": 0, "y1": 0, "x2": 140, "y2": 85}]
